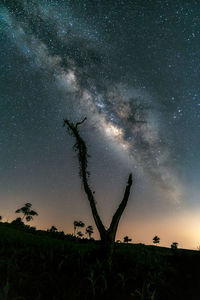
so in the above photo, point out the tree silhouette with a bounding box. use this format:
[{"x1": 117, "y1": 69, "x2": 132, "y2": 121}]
[
  {"x1": 11, "y1": 217, "x2": 24, "y2": 226},
  {"x1": 171, "y1": 242, "x2": 178, "y2": 249},
  {"x1": 153, "y1": 235, "x2": 160, "y2": 245},
  {"x1": 85, "y1": 225, "x2": 93, "y2": 239},
  {"x1": 73, "y1": 220, "x2": 85, "y2": 236},
  {"x1": 64, "y1": 118, "x2": 133, "y2": 265},
  {"x1": 123, "y1": 236, "x2": 132, "y2": 243},
  {"x1": 73, "y1": 220, "x2": 79, "y2": 235},
  {"x1": 48, "y1": 225, "x2": 58, "y2": 233},
  {"x1": 73, "y1": 220, "x2": 78, "y2": 235},
  {"x1": 77, "y1": 231, "x2": 83, "y2": 238},
  {"x1": 15, "y1": 203, "x2": 38, "y2": 222}
]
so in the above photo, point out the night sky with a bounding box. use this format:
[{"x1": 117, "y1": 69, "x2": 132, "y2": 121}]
[{"x1": 1, "y1": 0, "x2": 200, "y2": 249}]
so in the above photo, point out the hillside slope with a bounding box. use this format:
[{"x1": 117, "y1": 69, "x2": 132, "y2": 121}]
[{"x1": 0, "y1": 222, "x2": 199, "y2": 300}]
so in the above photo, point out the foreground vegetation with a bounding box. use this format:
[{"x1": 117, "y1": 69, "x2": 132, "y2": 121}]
[{"x1": 0, "y1": 222, "x2": 199, "y2": 300}]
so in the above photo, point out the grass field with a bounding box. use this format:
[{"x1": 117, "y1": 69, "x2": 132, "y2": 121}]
[{"x1": 0, "y1": 222, "x2": 199, "y2": 300}]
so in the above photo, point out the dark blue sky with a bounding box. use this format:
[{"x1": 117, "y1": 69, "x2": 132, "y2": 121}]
[{"x1": 1, "y1": 0, "x2": 200, "y2": 248}]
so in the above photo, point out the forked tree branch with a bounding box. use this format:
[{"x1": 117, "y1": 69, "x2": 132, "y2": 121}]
[
  {"x1": 63, "y1": 118, "x2": 106, "y2": 238},
  {"x1": 64, "y1": 118, "x2": 133, "y2": 245},
  {"x1": 108, "y1": 174, "x2": 132, "y2": 238}
]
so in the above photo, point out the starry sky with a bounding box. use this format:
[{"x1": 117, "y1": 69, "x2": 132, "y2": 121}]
[{"x1": 1, "y1": 0, "x2": 200, "y2": 249}]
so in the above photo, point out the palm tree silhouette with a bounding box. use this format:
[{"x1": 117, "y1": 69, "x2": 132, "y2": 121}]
[
  {"x1": 73, "y1": 221, "x2": 79, "y2": 235},
  {"x1": 73, "y1": 220, "x2": 85, "y2": 236},
  {"x1": 15, "y1": 203, "x2": 38, "y2": 222},
  {"x1": 77, "y1": 231, "x2": 83, "y2": 238},
  {"x1": 85, "y1": 225, "x2": 93, "y2": 239}
]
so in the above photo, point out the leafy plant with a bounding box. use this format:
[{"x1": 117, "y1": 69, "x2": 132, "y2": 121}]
[{"x1": 132, "y1": 283, "x2": 156, "y2": 300}]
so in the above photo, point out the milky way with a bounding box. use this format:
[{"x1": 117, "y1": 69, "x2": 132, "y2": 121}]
[{"x1": 1, "y1": 0, "x2": 200, "y2": 247}]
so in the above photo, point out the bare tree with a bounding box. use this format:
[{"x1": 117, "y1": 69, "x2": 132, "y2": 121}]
[{"x1": 63, "y1": 118, "x2": 133, "y2": 264}]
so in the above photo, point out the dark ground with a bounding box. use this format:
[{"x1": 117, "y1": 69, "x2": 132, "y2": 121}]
[{"x1": 0, "y1": 222, "x2": 199, "y2": 300}]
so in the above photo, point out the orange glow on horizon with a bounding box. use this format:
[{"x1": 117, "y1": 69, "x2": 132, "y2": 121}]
[{"x1": 2, "y1": 198, "x2": 200, "y2": 250}]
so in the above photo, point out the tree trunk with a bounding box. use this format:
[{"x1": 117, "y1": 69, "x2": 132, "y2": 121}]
[{"x1": 63, "y1": 118, "x2": 133, "y2": 266}]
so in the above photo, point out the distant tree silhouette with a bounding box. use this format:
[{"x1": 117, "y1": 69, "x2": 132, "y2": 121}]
[
  {"x1": 15, "y1": 203, "x2": 38, "y2": 222},
  {"x1": 73, "y1": 220, "x2": 79, "y2": 235},
  {"x1": 64, "y1": 118, "x2": 133, "y2": 266},
  {"x1": 123, "y1": 236, "x2": 132, "y2": 243},
  {"x1": 171, "y1": 242, "x2": 178, "y2": 249},
  {"x1": 78, "y1": 221, "x2": 85, "y2": 229},
  {"x1": 48, "y1": 225, "x2": 58, "y2": 233},
  {"x1": 0, "y1": 216, "x2": 2, "y2": 222},
  {"x1": 153, "y1": 235, "x2": 160, "y2": 245},
  {"x1": 73, "y1": 220, "x2": 85, "y2": 236},
  {"x1": 11, "y1": 217, "x2": 24, "y2": 226},
  {"x1": 85, "y1": 225, "x2": 93, "y2": 239},
  {"x1": 77, "y1": 231, "x2": 83, "y2": 238}
]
